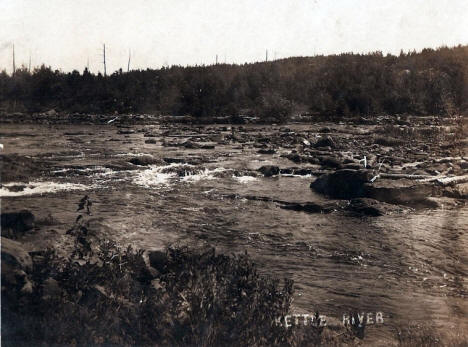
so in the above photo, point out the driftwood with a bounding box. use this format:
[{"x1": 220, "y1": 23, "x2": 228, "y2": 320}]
[
  {"x1": 434, "y1": 175, "x2": 468, "y2": 186},
  {"x1": 433, "y1": 156, "x2": 465, "y2": 163},
  {"x1": 379, "y1": 173, "x2": 433, "y2": 180},
  {"x1": 375, "y1": 173, "x2": 468, "y2": 186}
]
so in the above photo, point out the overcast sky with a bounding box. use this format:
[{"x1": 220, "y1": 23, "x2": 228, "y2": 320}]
[{"x1": 1, "y1": 0, "x2": 467, "y2": 74}]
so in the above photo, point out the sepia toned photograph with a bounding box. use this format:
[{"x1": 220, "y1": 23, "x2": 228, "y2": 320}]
[{"x1": 1, "y1": 1, "x2": 467, "y2": 345}]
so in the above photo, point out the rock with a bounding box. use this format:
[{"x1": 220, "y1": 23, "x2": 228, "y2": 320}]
[
  {"x1": 46, "y1": 109, "x2": 57, "y2": 116},
  {"x1": 345, "y1": 198, "x2": 397, "y2": 216},
  {"x1": 1, "y1": 210, "x2": 35, "y2": 238},
  {"x1": 310, "y1": 169, "x2": 371, "y2": 199},
  {"x1": 144, "y1": 139, "x2": 157, "y2": 144},
  {"x1": 319, "y1": 156, "x2": 343, "y2": 169},
  {"x1": 201, "y1": 144, "x2": 215, "y2": 149},
  {"x1": 148, "y1": 250, "x2": 168, "y2": 274},
  {"x1": 314, "y1": 136, "x2": 335, "y2": 148},
  {"x1": 258, "y1": 165, "x2": 280, "y2": 177},
  {"x1": 442, "y1": 183, "x2": 468, "y2": 199},
  {"x1": 282, "y1": 153, "x2": 302, "y2": 163},
  {"x1": 118, "y1": 129, "x2": 135, "y2": 134},
  {"x1": 163, "y1": 157, "x2": 186, "y2": 164},
  {"x1": 1, "y1": 237, "x2": 32, "y2": 272},
  {"x1": 258, "y1": 148, "x2": 276, "y2": 154},
  {"x1": 280, "y1": 168, "x2": 315, "y2": 176},
  {"x1": 128, "y1": 155, "x2": 160, "y2": 166},
  {"x1": 374, "y1": 136, "x2": 404, "y2": 147},
  {"x1": 364, "y1": 179, "x2": 434, "y2": 205},
  {"x1": 280, "y1": 202, "x2": 328, "y2": 213},
  {"x1": 1, "y1": 237, "x2": 33, "y2": 293},
  {"x1": 183, "y1": 141, "x2": 201, "y2": 149},
  {"x1": 419, "y1": 197, "x2": 464, "y2": 209}
]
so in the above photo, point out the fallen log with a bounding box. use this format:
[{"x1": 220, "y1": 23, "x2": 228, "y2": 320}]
[
  {"x1": 379, "y1": 173, "x2": 433, "y2": 180},
  {"x1": 435, "y1": 175, "x2": 468, "y2": 186}
]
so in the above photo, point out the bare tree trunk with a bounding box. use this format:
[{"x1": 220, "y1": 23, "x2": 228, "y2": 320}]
[
  {"x1": 12, "y1": 44, "x2": 16, "y2": 74},
  {"x1": 127, "y1": 49, "x2": 131, "y2": 72},
  {"x1": 103, "y1": 44, "x2": 107, "y2": 77}
]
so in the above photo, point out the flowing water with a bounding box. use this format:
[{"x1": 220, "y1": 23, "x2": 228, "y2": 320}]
[{"x1": 1, "y1": 122, "x2": 467, "y2": 341}]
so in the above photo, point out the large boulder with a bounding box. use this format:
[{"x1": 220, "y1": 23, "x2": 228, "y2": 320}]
[
  {"x1": 310, "y1": 169, "x2": 371, "y2": 199},
  {"x1": 1, "y1": 237, "x2": 33, "y2": 294},
  {"x1": 1, "y1": 210, "x2": 35, "y2": 238}
]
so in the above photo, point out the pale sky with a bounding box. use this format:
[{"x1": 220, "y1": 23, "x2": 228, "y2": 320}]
[{"x1": 1, "y1": 0, "x2": 467, "y2": 74}]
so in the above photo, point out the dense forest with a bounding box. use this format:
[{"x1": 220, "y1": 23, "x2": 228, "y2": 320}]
[{"x1": 1, "y1": 45, "x2": 467, "y2": 121}]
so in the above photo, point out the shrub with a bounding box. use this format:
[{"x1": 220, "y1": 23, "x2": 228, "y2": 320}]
[{"x1": 2, "y1": 238, "x2": 296, "y2": 346}]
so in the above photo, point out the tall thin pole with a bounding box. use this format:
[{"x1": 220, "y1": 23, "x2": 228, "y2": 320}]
[
  {"x1": 103, "y1": 44, "x2": 107, "y2": 77},
  {"x1": 127, "y1": 49, "x2": 131, "y2": 72},
  {"x1": 216, "y1": 54, "x2": 218, "y2": 65},
  {"x1": 265, "y1": 49, "x2": 268, "y2": 62},
  {"x1": 12, "y1": 44, "x2": 16, "y2": 74},
  {"x1": 28, "y1": 51, "x2": 31, "y2": 73}
]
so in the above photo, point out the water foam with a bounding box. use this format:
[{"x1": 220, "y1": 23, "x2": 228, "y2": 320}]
[
  {"x1": 133, "y1": 164, "x2": 228, "y2": 187},
  {"x1": 0, "y1": 181, "x2": 89, "y2": 197},
  {"x1": 133, "y1": 164, "x2": 179, "y2": 187},
  {"x1": 233, "y1": 175, "x2": 258, "y2": 183},
  {"x1": 181, "y1": 167, "x2": 227, "y2": 182}
]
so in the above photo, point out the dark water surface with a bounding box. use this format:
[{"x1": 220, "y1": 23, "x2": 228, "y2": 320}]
[{"x1": 1, "y1": 123, "x2": 467, "y2": 341}]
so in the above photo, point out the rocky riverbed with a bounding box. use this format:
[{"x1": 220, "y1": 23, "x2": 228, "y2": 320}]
[{"x1": 1, "y1": 114, "x2": 467, "y2": 344}]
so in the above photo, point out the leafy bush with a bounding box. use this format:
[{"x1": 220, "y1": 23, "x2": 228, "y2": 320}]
[{"x1": 2, "y1": 237, "x2": 296, "y2": 346}]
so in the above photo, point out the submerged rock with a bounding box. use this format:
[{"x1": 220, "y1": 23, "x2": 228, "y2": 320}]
[
  {"x1": 280, "y1": 202, "x2": 329, "y2": 213},
  {"x1": 310, "y1": 169, "x2": 370, "y2": 199},
  {"x1": 345, "y1": 198, "x2": 398, "y2": 216}
]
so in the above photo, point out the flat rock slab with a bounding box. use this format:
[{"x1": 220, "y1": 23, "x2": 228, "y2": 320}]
[
  {"x1": 364, "y1": 179, "x2": 434, "y2": 205},
  {"x1": 345, "y1": 198, "x2": 407, "y2": 216}
]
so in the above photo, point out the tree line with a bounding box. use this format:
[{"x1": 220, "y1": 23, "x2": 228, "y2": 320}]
[{"x1": 1, "y1": 45, "x2": 467, "y2": 121}]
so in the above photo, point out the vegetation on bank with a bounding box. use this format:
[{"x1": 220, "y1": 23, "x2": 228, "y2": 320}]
[{"x1": 1, "y1": 46, "x2": 467, "y2": 121}]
